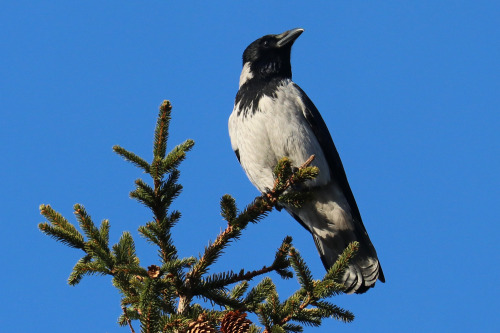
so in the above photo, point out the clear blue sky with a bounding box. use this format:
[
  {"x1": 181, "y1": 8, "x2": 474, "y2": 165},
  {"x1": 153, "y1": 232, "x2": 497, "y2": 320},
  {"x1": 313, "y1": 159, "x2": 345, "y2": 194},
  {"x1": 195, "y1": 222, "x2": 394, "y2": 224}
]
[{"x1": 1, "y1": 1, "x2": 499, "y2": 332}]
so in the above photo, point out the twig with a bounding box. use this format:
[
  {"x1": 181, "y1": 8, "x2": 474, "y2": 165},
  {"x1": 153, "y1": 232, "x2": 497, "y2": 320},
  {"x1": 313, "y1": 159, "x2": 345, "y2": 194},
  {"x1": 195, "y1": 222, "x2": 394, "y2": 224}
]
[
  {"x1": 219, "y1": 264, "x2": 281, "y2": 287},
  {"x1": 122, "y1": 306, "x2": 136, "y2": 333},
  {"x1": 269, "y1": 154, "x2": 316, "y2": 203},
  {"x1": 283, "y1": 154, "x2": 315, "y2": 189}
]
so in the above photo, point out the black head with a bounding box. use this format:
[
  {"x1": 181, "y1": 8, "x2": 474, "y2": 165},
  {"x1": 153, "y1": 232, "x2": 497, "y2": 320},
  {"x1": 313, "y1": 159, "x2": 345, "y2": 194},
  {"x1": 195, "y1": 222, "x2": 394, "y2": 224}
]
[{"x1": 242, "y1": 28, "x2": 304, "y2": 81}]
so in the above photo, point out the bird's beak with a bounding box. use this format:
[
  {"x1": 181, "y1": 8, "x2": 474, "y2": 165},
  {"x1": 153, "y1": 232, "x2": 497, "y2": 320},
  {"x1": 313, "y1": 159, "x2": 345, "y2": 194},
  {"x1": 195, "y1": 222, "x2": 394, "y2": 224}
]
[{"x1": 276, "y1": 28, "x2": 304, "y2": 48}]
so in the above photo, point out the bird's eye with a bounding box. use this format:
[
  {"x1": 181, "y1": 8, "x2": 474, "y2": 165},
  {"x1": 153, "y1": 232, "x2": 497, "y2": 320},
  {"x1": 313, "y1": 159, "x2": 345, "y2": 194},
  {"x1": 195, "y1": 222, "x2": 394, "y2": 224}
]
[{"x1": 262, "y1": 40, "x2": 270, "y2": 48}]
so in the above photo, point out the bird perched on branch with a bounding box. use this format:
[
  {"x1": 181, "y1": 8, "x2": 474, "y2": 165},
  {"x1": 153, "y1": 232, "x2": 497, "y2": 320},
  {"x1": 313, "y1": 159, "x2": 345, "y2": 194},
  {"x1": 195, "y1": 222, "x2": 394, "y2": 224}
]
[{"x1": 228, "y1": 28, "x2": 384, "y2": 294}]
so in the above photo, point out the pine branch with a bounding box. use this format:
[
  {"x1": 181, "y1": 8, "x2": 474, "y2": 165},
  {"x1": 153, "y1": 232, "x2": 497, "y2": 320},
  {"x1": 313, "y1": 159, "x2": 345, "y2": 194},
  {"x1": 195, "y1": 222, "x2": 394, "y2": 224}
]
[
  {"x1": 74, "y1": 204, "x2": 112, "y2": 264},
  {"x1": 160, "y1": 139, "x2": 195, "y2": 174},
  {"x1": 260, "y1": 242, "x2": 359, "y2": 331},
  {"x1": 39, "y1": 204, "x2": 82, "y2": 237},
  {"x1": 38, "y1": 222, "x2": 85, "y2": 250},
  {"x1": 313, "y1": 301, "x2": 354, "y2": 323},
  {"x1": 286, "y1": 308, "x2": 322, "y2": 327},
  {"x1": 201, "y1": 235, "x2": 294, "y2": 296},
  {"x1": 272, "y1": 155, "x2": 318, "y2": 197},
  {"x1": 196, "y1": 265, "x2": 274, "y2": 295},
  {"x1": 99, "y1": 219, "x2": 110, "y2": 248},
  {"x1": 273, "y1": 237, "x2": 294, "y2": 279},
  {"x1": 230, "y1": 281, "x2": 250, "y2": 299},
  {"x1": 130, "y1": 179, "x2": 156, "y2": 208},
  {"x1": 288, "y1": 248, "x2": 314, "y2": 293},
  {"x1": 113, "y1": 145, "x2": 151, "y2": 173},
  {"x1": 323, "y1": 241, "x2": 359, "y2": 283},
  {"x1": 153, "y1": 100, "x2": 172, "y2": 160},
  {"x1": 282, "y1": 323, "x2": 304, "y2": 333},
  {"x1": 112, "y1": 231, "x2": 139, "y2": 266},
  {"x1": 158, "y1": 314, "x2": 185, "y2": 333},
  {"x1": 220, "y1": 194, "x2": 237, "y2": 224},
  {"x1": 232, "y1": 197, "x2": 273, "y2": 227},
  {"x1": 198, "y1": 288, "x2": 244, "y2": 309},
  {"x1": 138, "y1": 218, "x2": 178, "y2": 263},
  {"x1": 187, "y1": 225, "x2": 241, "y2": 285},
  {"x1": 69, "y1": 260, "x2": 112, "y2": 283},
  {"x1": 39, "y1": 204, "x2": 85, "y2": 249},
  {"x1": 157, "y1": 172, "x2": 183, "y2": 214},
  {"x1": 139, "y1": 279, "x2": 163, "y2": 333},
  {"x1": 161, "y1": 257, "x2": 197, "y2": 275},
  {"x1": 68, "y1": 254, "x2": 92, "y2": 285},
  {"x1": 245, "y1": 277, "x2": 276, "y2": 311}
]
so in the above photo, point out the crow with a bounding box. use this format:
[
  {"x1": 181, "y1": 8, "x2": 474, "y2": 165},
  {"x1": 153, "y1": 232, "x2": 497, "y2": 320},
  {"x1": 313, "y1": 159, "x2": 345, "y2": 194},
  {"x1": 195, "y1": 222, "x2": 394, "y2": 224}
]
[{"x1": 228, "y1": 28, "x2": 384, "y2": 293}]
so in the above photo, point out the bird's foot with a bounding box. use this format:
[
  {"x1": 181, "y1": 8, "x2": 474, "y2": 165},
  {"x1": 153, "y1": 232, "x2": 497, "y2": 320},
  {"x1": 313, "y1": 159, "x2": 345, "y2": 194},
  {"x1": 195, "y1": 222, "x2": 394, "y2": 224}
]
[{"x1": 262, "y1": 188, "x2": 278, "y2": 208}]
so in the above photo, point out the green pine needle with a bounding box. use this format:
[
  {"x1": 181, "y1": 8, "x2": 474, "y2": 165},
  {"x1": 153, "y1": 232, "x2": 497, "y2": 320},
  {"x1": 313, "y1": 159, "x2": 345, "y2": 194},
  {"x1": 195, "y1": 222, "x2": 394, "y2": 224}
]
[
  {"x1": 161, "y1": 139, "x2": 195, "y2": 174},
  {"x1": 130, "y1": 179, "x2": 156, "y2": 207},
  {"x1": 272, "y1": 237, "x2": 293, "y2": 279},
  {"x1": 139, "y1": 279, "x2": 163, "y2": 333},
  {"x1": 118, "y1": 306, "x2": 141, "y2": 327},
  {"x1": 278, "y1": 191, "x2": 312, "y2": 208},
  {"x1": 73, "y1": 204, "x2": 106, "y2": 250},
  {"x1": 112, "y1": 231, "x2": 138, "y2": 266},
  {"x1": 233, "y1": 197, "x2": 272, "y2": 227},
  {"x1": 158, "y1": 173, "x2": 183, "y2": 212},
  {"x1": 38, "y1": 222, "x2": 85, "y2": 249},
  {"x1": 39, "y1": 204, "x2": 82, "y2": 237},
  {"x1": 138, "y1": 224, "x2": 159, "y2": 245},
  {"x1": 245, "y1": 277, "x2": 276, "y2": 310},
  {"x1": 273, "y1": 157, "x2": 293, "y2": 192},
  {"x1": 312, "y1": 279, "x2": 345, "y2": 299},
  {"x1": 188, "y1": 227, "x2": 241, "y2": 281},
  {"x1": 324, "y1": 241, "x2": 359, "y2": 283},
  {"x1": 288, "y1": 248, "x2": 314, "y2": 292},
  {"x1": 314, "y1": 301, "x2": 354, "y2": 323},
  {"x1": 282, "y1": 323, "x2": 304, "y2": 332},
  {"x1": 84, "y1": 240, "x2": 114, "y2": 267},
  {"x1": 289, "y1": 309, "x2": 322, "y2": 327},
  {"x1": 69, "y1": 259, "x2": 111, "y2": 286},
  {"x1": 198, "y1": 288, "x2": 243, "y2": 309},
  {"x1": 98, "y1": 219, "x2": 110, "y2": 247},
  {"x1": 153, "y1": 100, "x2": 172, "y2": 160},
  {"x1": 230, "y1": 281, "x2": 250, "y2": 299},
  {"x1": 220, "y1": 194, "x2": 237, "y2": 224},
  {"x1": 271, "y1": 326, "x2": 287, "y2": 333},
  {"x1": 290, "y1": 166, "x2": 319, "y2": 184},
  {"x1": 197, "y1": 271, "x2": 240, "y2": 292},
  {"x1": 39, "y1": 204, "x2": 85, "y2": 249},
  {"x1": 113, "y1": 145, "x2": 151, "y2": 173},
  {"x1": 68, "y1": 254, "x2": 92, "y2": 285}
]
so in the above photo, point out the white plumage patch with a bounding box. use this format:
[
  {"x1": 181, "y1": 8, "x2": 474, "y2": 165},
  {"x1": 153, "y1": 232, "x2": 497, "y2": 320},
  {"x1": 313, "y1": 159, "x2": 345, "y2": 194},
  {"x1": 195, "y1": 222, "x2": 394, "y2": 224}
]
[
  {"x1": 239, "y1": 62, "x2": 254, "y2": 87},
  {"x1": 229, "y1": 79, "x2": 331, "y2": 193}
]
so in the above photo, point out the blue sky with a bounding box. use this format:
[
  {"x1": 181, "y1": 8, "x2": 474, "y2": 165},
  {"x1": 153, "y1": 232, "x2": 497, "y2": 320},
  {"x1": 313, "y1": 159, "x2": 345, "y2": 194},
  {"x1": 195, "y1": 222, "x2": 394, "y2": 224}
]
[{"x1": 1, "y1": 1, "x2": 499, "y2": 332}]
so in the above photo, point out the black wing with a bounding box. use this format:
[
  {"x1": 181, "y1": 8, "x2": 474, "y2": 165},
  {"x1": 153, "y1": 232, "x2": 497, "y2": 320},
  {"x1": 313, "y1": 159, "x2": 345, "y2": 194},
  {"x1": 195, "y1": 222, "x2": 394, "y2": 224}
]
[
  {"x1": 293, "y1": 83, "x2": 364, "y2": 226},
  {"x1": 292, "y1": 84, "x2": 385, "y2": 283}
]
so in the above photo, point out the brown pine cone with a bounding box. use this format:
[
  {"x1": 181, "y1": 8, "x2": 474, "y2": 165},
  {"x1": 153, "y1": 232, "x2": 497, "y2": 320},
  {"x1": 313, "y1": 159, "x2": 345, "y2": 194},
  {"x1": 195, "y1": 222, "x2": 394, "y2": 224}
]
[
  {"x1": 147, "y1": 265, "x2": 161, "y2": 279},
  {"x1": 187, "y1": 313, "x2": 216, "y2": 333},
  {"x1": 220, "y1": 311, "x2": 252, "y2": 333}
]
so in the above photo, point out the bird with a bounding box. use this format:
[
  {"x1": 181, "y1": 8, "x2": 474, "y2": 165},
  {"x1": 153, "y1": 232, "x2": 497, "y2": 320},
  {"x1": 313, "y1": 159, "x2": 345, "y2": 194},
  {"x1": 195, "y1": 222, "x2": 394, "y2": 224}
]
[{"x1": 228, "y1": 28, "x2": 384, "y2": 294}]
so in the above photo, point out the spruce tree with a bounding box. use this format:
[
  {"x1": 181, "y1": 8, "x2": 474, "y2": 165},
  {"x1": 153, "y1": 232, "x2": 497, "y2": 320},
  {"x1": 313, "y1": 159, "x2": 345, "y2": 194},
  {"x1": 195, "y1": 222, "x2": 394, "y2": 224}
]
[{"x1": 39, "y1": 100, "x2": 358, "y2": 333}]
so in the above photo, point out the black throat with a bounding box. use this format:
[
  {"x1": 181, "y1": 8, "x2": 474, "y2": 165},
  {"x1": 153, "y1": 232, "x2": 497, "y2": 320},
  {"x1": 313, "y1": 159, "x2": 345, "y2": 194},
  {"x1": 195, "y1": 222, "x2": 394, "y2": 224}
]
[{"x1": 235, "y1": 76, "x2": 288, "y2": 117}]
